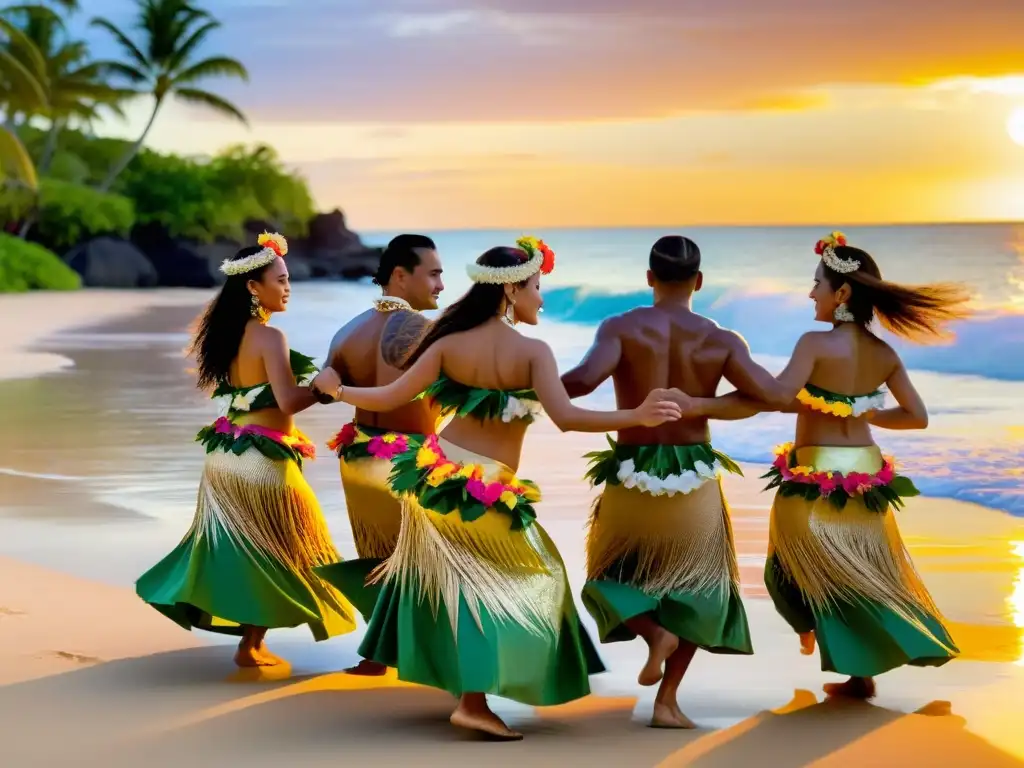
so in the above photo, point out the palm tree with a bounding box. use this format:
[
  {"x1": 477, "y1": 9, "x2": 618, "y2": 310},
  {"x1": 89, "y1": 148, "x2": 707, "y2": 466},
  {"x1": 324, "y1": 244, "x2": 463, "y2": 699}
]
[
  {"x1": 90, "y1": 0, "x2": 248, "y2": 191},
  {"x1": 0, "y1": 13, "x2": 46, "y2": 196}
]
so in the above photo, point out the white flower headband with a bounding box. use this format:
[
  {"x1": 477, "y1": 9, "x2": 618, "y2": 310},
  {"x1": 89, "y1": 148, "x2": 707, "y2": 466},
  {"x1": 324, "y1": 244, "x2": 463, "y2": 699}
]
[
  {"x1": 814, "y1": 231, "x2": 860, "y2": 274},
  {"x1": 466, "y1": 235, "x2": 556, "y2": 284},
  {"x1": 220, "y1": 232, "x2": 288, "y2": 276}
]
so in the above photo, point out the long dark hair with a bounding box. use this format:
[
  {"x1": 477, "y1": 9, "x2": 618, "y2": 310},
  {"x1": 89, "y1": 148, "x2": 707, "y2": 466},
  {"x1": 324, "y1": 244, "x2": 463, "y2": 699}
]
[
  {"x1": 823, "y1": 245, "x2": 971, "y2": 343},
  {"x1": 190, "y1": 245, "x2": 273, "y2": 390},
  {"x1": 405, "y1": 246, "x2": 528, "y2": 366}
]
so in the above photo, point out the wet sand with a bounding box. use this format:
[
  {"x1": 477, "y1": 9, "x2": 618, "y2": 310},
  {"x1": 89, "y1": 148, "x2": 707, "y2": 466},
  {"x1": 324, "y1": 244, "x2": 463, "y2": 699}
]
[{"x1": 2, "y1": 292, "x2": 1024, "y2": 766}]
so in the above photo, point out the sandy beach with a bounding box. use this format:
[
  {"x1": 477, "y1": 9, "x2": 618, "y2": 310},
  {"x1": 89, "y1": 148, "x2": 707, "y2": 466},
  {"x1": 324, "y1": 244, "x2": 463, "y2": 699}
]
[{"x1": 2, "y1": 289, "x2": 1024, "y2": 767}]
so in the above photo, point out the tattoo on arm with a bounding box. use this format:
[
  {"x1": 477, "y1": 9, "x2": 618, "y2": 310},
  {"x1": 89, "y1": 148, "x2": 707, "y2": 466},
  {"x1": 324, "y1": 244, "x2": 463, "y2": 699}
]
[{"x1": 381, "y1": 311, "x2": 431, "y2": 370}]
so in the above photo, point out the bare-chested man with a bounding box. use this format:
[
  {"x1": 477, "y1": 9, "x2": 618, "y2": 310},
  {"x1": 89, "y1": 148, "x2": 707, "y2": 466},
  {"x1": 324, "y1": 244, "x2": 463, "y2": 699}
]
[
  {"x1": 315, "y1": 234, "x2": 444, "y2": 676},
  {"x1": 561, "y1": 235, "x2": 790, "y2": 727}
]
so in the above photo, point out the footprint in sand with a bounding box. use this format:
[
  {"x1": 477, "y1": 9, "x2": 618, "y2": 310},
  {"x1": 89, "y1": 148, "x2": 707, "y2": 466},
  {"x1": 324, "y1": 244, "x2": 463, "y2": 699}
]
[
  {"x1": 47, "y1": 650, "x2": 103, "y2": 665},
  {"x1": 0, "y1": 606, "x2": 26, "y2": 617}
]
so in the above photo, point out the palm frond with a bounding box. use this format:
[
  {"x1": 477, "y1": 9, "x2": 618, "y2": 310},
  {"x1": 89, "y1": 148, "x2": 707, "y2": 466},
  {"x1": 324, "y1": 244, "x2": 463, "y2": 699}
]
[
  {"x1": 171, "y1": 55, "x2": 248, "y2": 86},
  {"x1": 0, "y1": 16, "x2": 49, "y2": 83},
  {"x1": 89, "y1": 17, "x2": 150, "y2": 72},
  {"x1": 0, "y1": 126, "x2": 37, "y2": 191},
  {"x1": 94, "y1": 59, "x2": 149, "y2": 84},
  {"x1": 0, "y1": 50, "x2": 47, "y2": 113},
  {"x1": 164, "y1": 18, "x2": 218, "y2": 73},
  {"x1": 173, "y1": 86, "x2": 247, "y2": 125}
]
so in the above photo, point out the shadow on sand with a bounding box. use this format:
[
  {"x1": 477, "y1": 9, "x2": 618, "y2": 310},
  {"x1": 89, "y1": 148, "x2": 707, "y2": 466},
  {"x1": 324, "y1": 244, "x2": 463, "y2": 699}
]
[{"x1": 0, "y1": 646, "x2": 1019, "y2": 767}]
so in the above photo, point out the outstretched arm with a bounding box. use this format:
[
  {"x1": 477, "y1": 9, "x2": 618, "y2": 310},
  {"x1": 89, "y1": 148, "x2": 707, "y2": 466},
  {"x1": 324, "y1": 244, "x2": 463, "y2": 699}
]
[
  {"x1": 681, "y1": 333, "x2": 819, "y2": 420},
  {"x1": 261, "y1": 327, "x2": 318, "y2": 415},
  {"x1": 316, "y1": 342, "x2": 444, "y2": 412},
  {"x1": 531, "y1": 341, "x2": 680, "y2": 432},
  {"x1": 866, "y1": 361, "x2": 928, "y2": 429},
  {"x1": 561, "y1": 319, "x2": 622, "y2": 398},
  {"x1": 721, "y1": 331, "x2": 795, "y2": 408}
]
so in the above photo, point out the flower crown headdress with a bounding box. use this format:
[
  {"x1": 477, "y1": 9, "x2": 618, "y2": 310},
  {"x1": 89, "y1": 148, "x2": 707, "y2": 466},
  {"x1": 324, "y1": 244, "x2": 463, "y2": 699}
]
[
  {"x1": 466, "y1": 235, "x2": 556, "y2": 284},
  {"x1": 220, "y1": 232, "x2": 288, "y2": 276},
  {"x1": 814, "y1": 230, "x2": 859, "y2": 274}
]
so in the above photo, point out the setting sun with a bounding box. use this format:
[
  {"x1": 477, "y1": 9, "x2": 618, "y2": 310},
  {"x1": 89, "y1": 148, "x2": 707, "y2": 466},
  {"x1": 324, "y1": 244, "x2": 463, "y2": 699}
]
[{"x1": 1008, "y1": 107, "x2": 1024, "y2": 147}]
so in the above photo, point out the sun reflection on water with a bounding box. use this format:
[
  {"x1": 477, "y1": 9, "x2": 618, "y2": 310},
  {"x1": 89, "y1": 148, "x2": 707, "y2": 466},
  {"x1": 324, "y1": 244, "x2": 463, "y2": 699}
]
[{"x1": 1011, "y1": 540, "x2": 1024, "y2": 664}]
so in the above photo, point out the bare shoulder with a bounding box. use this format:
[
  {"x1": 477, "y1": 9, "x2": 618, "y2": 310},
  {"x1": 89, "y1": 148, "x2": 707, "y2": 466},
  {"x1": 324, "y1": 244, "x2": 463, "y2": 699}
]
[
  {"x1": 520, "y1": 335, "x2": 555, "y2": 361},
  {"x1": 381, "y1": 310, "x2": 432, "y2": 368},
  {"x1": 795, "y1": 330, "x2": 831, "y2": 350},
  {"x1": 252, "y1": 322, "x2": 286, "y2": 348},
  {"x1": 710, "y1": 325, "x2": 752, "y2": 353},
  {"x1": 865, "y1": 333, "x2": 901, "y2": 371}
]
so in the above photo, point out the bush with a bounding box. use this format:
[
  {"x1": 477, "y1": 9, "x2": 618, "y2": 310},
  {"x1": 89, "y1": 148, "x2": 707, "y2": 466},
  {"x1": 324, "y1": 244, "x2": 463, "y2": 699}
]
[
  {"x1": 116, "y1": 143, "x2": 316, "y2": 242},
  {"x1": 0, "y1": 232, "x2": 81, "y2": 292},
  {"x1": 0, "y1": 178, "x2": 136, "y2": 253}
]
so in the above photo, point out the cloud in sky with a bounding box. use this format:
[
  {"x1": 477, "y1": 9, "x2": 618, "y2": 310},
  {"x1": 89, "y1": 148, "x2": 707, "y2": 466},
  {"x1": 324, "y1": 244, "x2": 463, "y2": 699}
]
[
  {"x1": 74, "y1": 1, "x2": 1024, "y2": 227},
  {"x1": 77, "y1": 0, "x2": 1024, "y2": 122}
]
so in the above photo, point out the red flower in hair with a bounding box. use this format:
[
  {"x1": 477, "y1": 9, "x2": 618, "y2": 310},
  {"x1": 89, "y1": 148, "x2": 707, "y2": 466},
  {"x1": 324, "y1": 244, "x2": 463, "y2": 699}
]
[
  {"x1": 537, "y1": 240, "x2": 555, "y2": 274},
  {"x1": 814, "y1": 240, "x2": 826, "y2": 255}
]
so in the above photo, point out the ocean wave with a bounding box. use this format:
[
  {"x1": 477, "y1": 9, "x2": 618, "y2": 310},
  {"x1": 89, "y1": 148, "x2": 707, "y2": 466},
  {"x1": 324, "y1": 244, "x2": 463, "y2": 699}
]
[{"x1": 541, "y1": 285, "x2": 1024, "y2": 381}]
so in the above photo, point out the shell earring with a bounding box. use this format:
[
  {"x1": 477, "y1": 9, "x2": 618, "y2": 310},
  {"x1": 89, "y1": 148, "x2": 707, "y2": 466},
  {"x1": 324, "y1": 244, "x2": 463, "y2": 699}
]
[
  {"x1": 503, "y1": 299, "x2": 516, "y2": 326},
  {"x1": 250, "y1": 294, "x2": 268, "y2": 323}
]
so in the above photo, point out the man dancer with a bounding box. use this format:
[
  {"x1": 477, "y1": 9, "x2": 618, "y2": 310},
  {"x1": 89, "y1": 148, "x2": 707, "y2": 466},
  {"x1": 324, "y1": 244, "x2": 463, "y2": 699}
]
[
  {"x1": 562, "y1": 235, "x2": 789, "y2": 727},
  {"x1": 316, "y1": 234, "x2": 444, "y2": 676}
]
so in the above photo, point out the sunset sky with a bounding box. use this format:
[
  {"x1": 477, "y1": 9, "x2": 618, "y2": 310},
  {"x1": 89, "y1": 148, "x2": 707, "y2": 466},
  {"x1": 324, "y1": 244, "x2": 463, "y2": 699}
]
[{"x1": 75, "y1": 0, "x2": 1024, "y2": 230}]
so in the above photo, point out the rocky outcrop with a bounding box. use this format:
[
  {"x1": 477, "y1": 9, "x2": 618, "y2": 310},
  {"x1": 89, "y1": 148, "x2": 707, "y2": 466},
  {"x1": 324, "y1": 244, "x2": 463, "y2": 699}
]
[
  {"x1": 62, "y1": 210, "x2": 380, "y2": 288},
  {"x1": 63, "y1": 236, "x2": 159, "y2": 288}
]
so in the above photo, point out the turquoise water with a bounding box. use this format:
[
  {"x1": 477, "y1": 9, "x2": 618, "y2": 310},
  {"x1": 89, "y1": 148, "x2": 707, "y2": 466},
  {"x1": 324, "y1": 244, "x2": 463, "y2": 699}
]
[{"x1": 273, "y1": 223, "x2": 1024, "y2": 516}]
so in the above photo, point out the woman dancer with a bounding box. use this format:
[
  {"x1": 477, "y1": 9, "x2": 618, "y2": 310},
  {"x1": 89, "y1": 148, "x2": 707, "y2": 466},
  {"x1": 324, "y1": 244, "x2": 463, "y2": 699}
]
[
  {"x1": 312, "y1": 237, "x2": 682, "y2": 739},
  {"x1": 680, "y1": 231, "x2": 969, "y2": 698},
  {"x1": 136, "y1": 234, "x2": 357, "y2": 668}
]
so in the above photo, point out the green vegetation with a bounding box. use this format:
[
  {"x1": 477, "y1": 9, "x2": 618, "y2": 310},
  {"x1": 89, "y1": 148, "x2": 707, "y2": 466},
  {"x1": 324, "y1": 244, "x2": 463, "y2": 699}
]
[
  {"x1": 0, "y1": 0, "x2": 316, "y2": 292},
  {"x1": 0, "y1": 232, "x2": 81, "y2": 291}
]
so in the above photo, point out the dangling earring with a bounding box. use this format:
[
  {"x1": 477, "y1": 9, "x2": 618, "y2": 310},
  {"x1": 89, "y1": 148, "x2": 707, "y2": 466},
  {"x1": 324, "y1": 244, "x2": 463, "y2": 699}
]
[
  {"x1": 502, "y1": 299, "x2": 516, "y2": 327},
  {"x1": 833, "y1": 303, "x2": 855, "y2": 323},
  {"x1": 250, "y1": 294, "x2": 268, "y2": 323}
]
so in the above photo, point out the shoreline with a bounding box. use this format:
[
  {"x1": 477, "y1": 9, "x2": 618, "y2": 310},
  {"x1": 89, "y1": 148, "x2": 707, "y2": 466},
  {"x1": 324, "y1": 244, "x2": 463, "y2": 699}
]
[
  {"x1": 0, "y1": 288, "x2": 213, "y2": 381},
  {"x1": 1, "y1": 293, "x2": 1024, "y2": 763}
]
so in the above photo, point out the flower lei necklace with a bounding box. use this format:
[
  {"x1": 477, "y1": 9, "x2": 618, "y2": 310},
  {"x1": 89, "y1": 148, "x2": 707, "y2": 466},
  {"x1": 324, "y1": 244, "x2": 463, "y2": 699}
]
[{"x1": 373, "y1": 296, "x2": 414, "y2": 313}]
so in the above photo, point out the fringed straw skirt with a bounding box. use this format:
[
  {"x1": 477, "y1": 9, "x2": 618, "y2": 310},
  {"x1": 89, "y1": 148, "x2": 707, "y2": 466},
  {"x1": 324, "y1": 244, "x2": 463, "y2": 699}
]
[
  {"x1": 320, "y1": 436, "x2": 605, "y2": 705},
  {"x1": 764, "y1": 445, "x2": 958, "y2": 677},
  {"x1": 582, "y1": 455, "x2": 752, "y2": 654},
  {"x1": 136, "y1": 446, "x2": 357, "y2": 641}
]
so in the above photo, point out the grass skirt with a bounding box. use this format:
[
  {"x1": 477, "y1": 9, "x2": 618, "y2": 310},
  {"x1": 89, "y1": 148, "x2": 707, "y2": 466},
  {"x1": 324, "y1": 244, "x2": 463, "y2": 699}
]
[
  {"x1": 582, "y1": 469, "x2": 752, "y2": 654},
  {"x1": 136, "y1": 446, "x2": 357, "y2": 640},
  {"x1": 319, "y1": 437, "x2": 605, "y2": 705},
  {"x1": 764, "y1": 445, "x2": 958, "y2": 677}
]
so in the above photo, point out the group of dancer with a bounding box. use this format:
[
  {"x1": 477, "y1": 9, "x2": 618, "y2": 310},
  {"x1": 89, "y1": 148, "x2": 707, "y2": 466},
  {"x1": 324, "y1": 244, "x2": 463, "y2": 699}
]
[{"x1": 135, "y1": 227, "x2": 971, "y2": 740}]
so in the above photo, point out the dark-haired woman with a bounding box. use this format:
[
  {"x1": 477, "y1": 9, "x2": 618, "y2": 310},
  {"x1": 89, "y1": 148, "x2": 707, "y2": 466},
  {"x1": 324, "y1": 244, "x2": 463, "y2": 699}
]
[
  {"x1": 311, "y1": 236, "x2": 684, "y2": 740},
  {"x1": 136, "y1": 233, "x2": 356, "y2": 668},
  {"x1": 678, "y1": 231, "x2": 970, "y2": 699}
]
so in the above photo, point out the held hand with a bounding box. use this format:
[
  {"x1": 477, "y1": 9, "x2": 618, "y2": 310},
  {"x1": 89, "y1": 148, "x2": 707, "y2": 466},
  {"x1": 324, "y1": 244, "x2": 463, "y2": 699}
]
[
  {"x1": 636, "y1": 388, "x2": 683, "y2": 427},
  {"x1": 662, "y1": 388, "x2": 704, "y2": 417},
  {"x1": 311, "y1": 367, "x2": 341, "y2": 399}
]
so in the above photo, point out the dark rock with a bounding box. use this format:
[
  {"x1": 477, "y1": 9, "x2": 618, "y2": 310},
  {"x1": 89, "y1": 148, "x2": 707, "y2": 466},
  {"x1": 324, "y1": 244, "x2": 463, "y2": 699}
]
[
  {"x1": 64, "y1": 236, "x2": 159, "y2": 288},
  {"x1": 302, "y1": 209, "x2": 381, "y2": 279},
  {"x1": 131, "y1": 222, "x2": 228, "y2": 288}
]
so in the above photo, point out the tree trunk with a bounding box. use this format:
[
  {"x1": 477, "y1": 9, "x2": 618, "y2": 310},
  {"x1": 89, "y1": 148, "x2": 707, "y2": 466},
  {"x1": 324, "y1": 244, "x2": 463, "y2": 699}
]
[
  {"x1": 38, "y1": 118, "x2": 63, "y2": 173},
  {"x1": 96, "y1": 95, "x2": 163, "y2": 192}
]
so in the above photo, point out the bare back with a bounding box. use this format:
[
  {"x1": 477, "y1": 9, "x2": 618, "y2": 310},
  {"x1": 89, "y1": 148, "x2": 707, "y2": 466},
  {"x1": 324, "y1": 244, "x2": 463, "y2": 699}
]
[
  {"x1": 227, "y1": 322, "x2": 293, "y2": 433},
  {"x1": 328, "y1": 309, "x2": 439, "y2": 434},
  {"x1": 606, "y1": 305, "x2": 739, "y2": 445},
  {"x1": 795, "y1": 326, "x2": 899, "y2": 448},
  {"x1": 429, "y1": 322, "x2": 539, "y2": 469}
]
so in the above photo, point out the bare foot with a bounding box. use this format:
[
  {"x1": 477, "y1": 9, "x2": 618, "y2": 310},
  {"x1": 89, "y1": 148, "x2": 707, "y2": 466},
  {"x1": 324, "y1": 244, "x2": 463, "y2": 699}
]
[
  {"x1": 650, "y1": 702, "x2": 697, "y2": 729},
  {"x1": 450, "y1": 706, "x2": 523, "y2": 741},
  {"x1": 799, "y1": 631, "x2": 816, "y2": 655},
  {"x1": 345, "y1": 659, "x2": 388, "y2": 677},
  {"x1": 638, "y1": 628, "x2": 679, "y2": 687},
  {"x1": 234, "y1": 646, "x2": 280, "y2": 668},
  {"x1": 824, "y1": 677, "x2": 876, "y2": 700}
]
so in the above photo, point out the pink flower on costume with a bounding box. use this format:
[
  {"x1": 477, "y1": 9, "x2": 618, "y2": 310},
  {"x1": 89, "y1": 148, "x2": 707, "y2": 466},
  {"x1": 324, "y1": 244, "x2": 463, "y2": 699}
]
[
  {"x1": 817, "y1": 473, "x2": 839, "y2": 496},
  {"x1": 842, "y1": 472, "x2": 874, "y2": 495},
  {"x1": 213, "y1": 416, "x2": 233, "y2": 434},
  {"x1": 876, "y1": 461, "x2": 894, "y2": 485},
  {"x1": 466, "y1": 478, "x2": 504, "y2": 507},
  {"x1": 367, "y1": 433, "x2": 409, "y2": 460}
]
